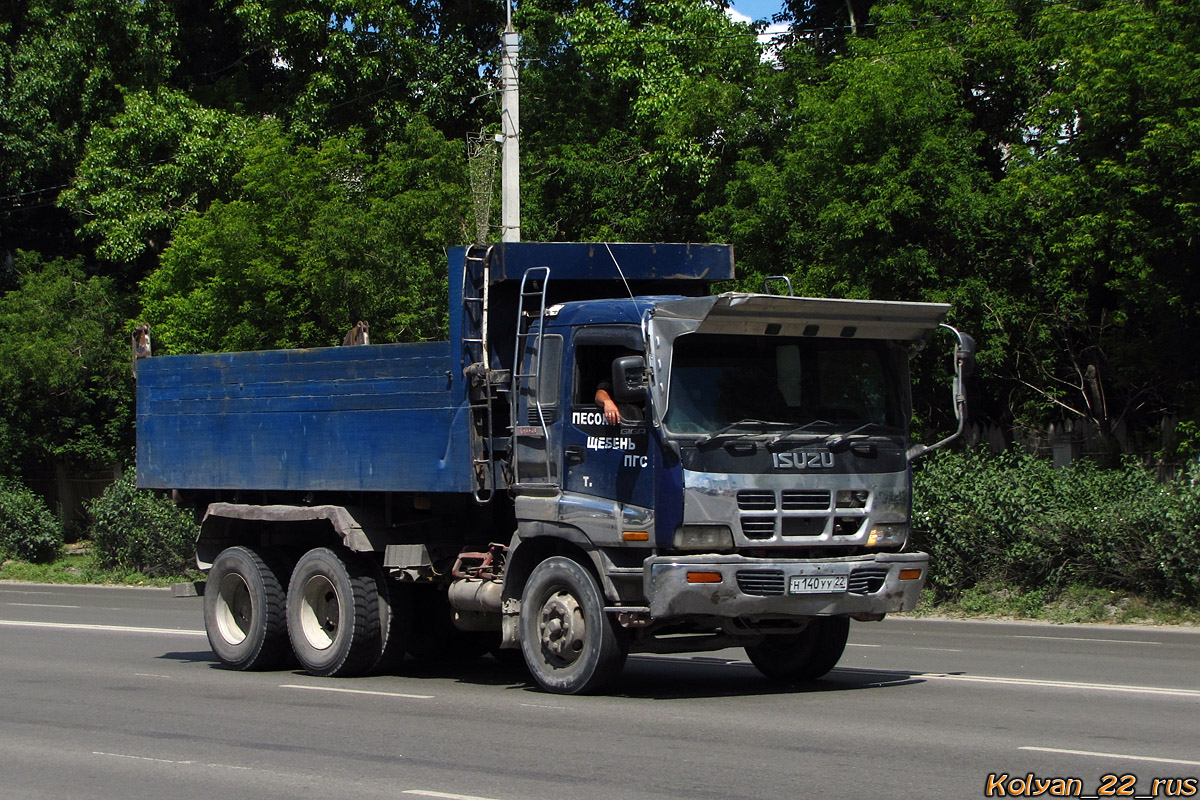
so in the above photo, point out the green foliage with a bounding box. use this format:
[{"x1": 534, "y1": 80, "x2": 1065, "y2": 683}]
[
  {"x1": 87, "y1": 472, "x2": 197, "y2": 577},
  {"x1": 4, "y1": 0, "x2": 1200, "y2": 476},
  {"x1": 519, "y1": 0, "x2": 768, "y2": 240},
  {"x1": 226, "y1": 0, "x2": 492, "y2": 143},
  {"x1": 0, "y1": 252, "x2": 132, "y2": 471},
  {"x1": 0, "y1": 0, "x2": 177, "y2": 191},
  {"x1": 140, "y1": 118, "x2": 467, "y2": 353},
  {"x1": 60, "y1": 89, "x2": 251, "y2": 264},
  {"x1": 997, "y1": 0, "x2": 1200, "y2": 436},
  {"x1": 0, "y1": 479, "x2": 62, "y2": 563},
  {"x1": 913, "y1": 452, "x2": 1200, "y2": 602}
]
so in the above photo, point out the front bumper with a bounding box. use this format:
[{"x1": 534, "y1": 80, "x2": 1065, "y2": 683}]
[{"x1": 644, "y1": 552, "x2": 928, "y2": 619}]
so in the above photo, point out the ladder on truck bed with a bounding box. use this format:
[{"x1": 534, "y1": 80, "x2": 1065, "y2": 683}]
[
  {"x1": 461, "y1": 244, "x2": 506, "y2": 503},
  {"x1": 510, "y1": 266, "x2": 554, "y2": 488}
]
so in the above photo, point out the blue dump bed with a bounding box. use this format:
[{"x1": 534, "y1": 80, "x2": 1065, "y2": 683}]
[
  {"x1": 136, "y1": 341, "x2": 473, "y2": 493},
  {"x1": 136, "y1": 242, "x2": 735, "y2": 495}
]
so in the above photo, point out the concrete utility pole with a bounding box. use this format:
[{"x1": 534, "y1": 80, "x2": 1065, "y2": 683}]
[{"x1": 500, "y1": 2, "x2": 520, "y2": 242}]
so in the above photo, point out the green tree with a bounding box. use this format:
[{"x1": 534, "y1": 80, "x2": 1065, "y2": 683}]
[
  {"x1": 0, "y1": 252, "x2": 132, "y2": 474},
  {"x1": 60, "y1": 88, "x2": 251, "y2": 266},
  {"x1": 140, "y1": 117, "x2": 468, "y2": 353},
  {"x1": 517, "y1": 0, "x2": 768, "y2": 241},
  {"x1": 224, "y1": 0, "x2": 495, "y2": 145},
  {"x1": 1001, "y1": 0, "x2": 1200, "y2": 447},
  {"x1": 0, "y1": 0, "x2": 177, "y2": 264}
]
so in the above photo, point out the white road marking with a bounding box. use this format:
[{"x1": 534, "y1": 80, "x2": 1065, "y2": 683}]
[
  {"x1": 845, "y1": 643, "x2": 882, "y2": 648},
  {"x1": 0, "y1": 619, "x2": 205, "y2": 636},
  {"x1": 280, "y1": 683, "x2": 433, "y2": 700},
  {"x1": 403, "y1": 791, "x2": 503, "y2": 800},
  {"x1": 94, "y1": 751, "x2": 285, "y2": 773},
  {"x1": 913, "y1": 672, "x2": 1200, "y2": 698},
  {"x1": 519, "y1": 703, "x2": 569, "y2": 710},
  {"x1": 912, "y1": 647, "x2": 962, "y2": 652},
  {"x1": 94, "y1": 751, "x2": 194, "y2": 765},
  {"x1": 6, "y1": 602, "x2": 81, "y2": 609},
  {"x1": 1019, "y1": 746, "x2": 1200, "y2": 767},
  {"x1": 135, "y1": 673, "x2": 172, "y2": 679},
  {"x1": 1012, "y1": 634, "x2": 1162, "y2": 645}
]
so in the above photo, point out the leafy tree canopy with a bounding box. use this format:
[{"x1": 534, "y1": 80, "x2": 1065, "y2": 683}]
[
  {"x1": 0, "y1": 252, "x2": 131, "y2": 473},
  {"x1": 141, "y1": 117, "x2": 467, "y2": 353}
]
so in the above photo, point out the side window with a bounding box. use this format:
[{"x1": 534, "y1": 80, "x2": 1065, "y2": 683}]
[
  {"x1": 574, "y1": 343, "x2": 645, "y2": 422},
  {"x1": 522, "y1": 334, "x2": 562, "y2": 425}
]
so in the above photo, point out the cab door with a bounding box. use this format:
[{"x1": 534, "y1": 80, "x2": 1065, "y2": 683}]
[{"x1": 562, "y1": 326, "x2": 654, "y2": 509}]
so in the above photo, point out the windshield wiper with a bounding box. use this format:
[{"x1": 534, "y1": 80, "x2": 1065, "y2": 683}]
[
  {"x1": 765, "y1": 419, "x2": 834, "y2": 450},
  {"x1": 819, "y1": 422, "x2": 897, "y2": 452},
  {"x1": 695, "y1": 419, "x2": 780, "y2": 446}
]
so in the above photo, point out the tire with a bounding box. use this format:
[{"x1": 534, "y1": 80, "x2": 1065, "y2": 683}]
[
  {"x1": 204, "y1": 546, "x2": 291, "y2": 671},
  {"x1": 286, "y1": 547, "x2": 382, "y2": 678},
  {"x1": 745, "y1": 616, "x2": 850, "y2": 682},
  {"x1": 369, "y1": 567, "x2": 410, "y2": 675},
  {"x1": 519, "y1": 556, "x2": 627, "y2": 694},
  {"x1": 403, "y1": 585, "x2": 495, "y2": 663}
]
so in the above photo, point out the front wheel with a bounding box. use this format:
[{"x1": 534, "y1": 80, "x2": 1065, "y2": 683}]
[
  {"x1": 745, "y1": 616, "x2": 850, "y2": 681},
  {"x1": 204, "y1": 546, "x2": 291, "y2": 670},
  {"x1": 519, "y1": 556, "x2": 627, "y2": 694},
  {"x1": 286, "y1": 548, "x2": 382, "y2": 677}
]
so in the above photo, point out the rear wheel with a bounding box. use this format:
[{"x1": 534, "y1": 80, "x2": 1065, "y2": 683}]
[
  {"x1": 287, "y1": 548, "x2": 381, "y2": 677},
  {"x1": 519, "y1": 556, "x2": 627, "y2": 694},
  {"x1": 745, "y1": 617, "x2": 850, "y2": 681},
  {"x1": 204, "y1": 546, "x2": 291, "y2": 670},
  {"x1": 369, "y1": 567, "x2": 410, "y2": 674}
]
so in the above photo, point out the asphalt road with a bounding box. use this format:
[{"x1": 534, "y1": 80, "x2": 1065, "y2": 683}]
[{"x1": 1, "y1": 582, "x2": 1198, "y2": 800}]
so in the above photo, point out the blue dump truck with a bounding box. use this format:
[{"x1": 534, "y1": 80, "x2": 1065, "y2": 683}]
[{"x1": 137, "y1": 242, "x2": 974, "y2": 694}]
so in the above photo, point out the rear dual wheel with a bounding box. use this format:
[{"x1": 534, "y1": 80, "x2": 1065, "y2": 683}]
[
  {"x1": 286, "y1": 547, "x2": 389, "y2": 678},
  {"x1": 204, "y1": 546, "x2": 291, "y2": 671},
  {"x1": 205, "y1": 544, "x2": 406, "y2": 676}
]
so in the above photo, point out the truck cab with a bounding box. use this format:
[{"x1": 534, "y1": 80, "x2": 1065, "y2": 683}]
[{"x1": 500, "y1": 286, "x2": 967, "y2": 692}]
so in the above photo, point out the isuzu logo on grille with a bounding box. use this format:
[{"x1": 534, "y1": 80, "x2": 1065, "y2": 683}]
[{"x1": 771, "y1": 451, "x2": 834, "y2": 469}]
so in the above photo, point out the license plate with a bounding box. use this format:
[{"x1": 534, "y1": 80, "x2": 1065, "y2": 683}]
[{"x1": 789, "y1": 574, "x2": 848, "y2": 594}]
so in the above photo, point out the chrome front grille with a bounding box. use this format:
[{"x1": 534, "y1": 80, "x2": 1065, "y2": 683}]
[
  {"x1": 733, "y1": 488, "x2": 867, "y2": 544},
  {"x1": 740, "y1": 517, "x2": 777, "y2": 539},
  {"x1": 736, "y1": 490, "x2": 776, "y2": 511},
  {"x1": 736, "y1": 569, "x2": 786, "y2": 596},
  {"x1": 848, "y1": 566, "x2": 889, "y2": 594},
  {"x1": 782, "y1": 490, "x2": 831, "y2": 510}
]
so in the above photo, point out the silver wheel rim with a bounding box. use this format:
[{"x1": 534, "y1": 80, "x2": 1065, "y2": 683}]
[
  {"x1": 214, "y1": 572, "x2": 252, "y2": 646},
  {"x1": 537, "y1": 588, "x2": 586, "y2": 665},
  {"x1": 298, "y1": 574, "x2": 339, "y2": 650}
]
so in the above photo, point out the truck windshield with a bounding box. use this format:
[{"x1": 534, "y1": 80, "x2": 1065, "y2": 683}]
[{"x1": 663, "y1": 333, "x2": 907, "y2": 436}]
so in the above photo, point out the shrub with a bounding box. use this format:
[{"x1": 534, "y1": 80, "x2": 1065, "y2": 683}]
[
  {"x1": 912, "y1": 452, "x2": 1200, "y2": 603},
  {"x1": 0, "y1": 479, "x2": 63, "y2": 563},
  {"x1": 88, "y1": 472, "x2": 198, "y2": 577}
]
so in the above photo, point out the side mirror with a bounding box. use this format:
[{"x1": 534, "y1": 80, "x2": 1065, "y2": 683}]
[
  {"x1": 908, "y1": 324, "x2": 975, "y2": 463},
  {"x1": 612, "y1": 355, "x2": 648, "y2": 403},
  {"x1": 956, "y1": 332, "x2": 976, "y2": 379}
]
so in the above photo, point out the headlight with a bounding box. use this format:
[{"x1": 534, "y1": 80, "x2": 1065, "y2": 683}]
[
  {"x1": 673, "y1": 524, "x2": 734, "y2": 551},
  {"x1": 865, "y1": 523, "x2": 909, "y2": 549}
]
